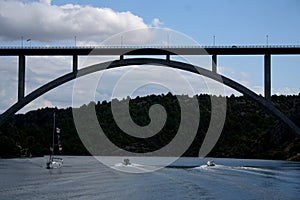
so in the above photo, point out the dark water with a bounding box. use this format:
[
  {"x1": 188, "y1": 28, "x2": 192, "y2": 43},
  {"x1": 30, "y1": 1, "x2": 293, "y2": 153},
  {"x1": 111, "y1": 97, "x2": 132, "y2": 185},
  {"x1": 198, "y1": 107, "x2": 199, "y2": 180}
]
[{"x1": 0, "y1": 156, "x2": 299, "y2": 199}]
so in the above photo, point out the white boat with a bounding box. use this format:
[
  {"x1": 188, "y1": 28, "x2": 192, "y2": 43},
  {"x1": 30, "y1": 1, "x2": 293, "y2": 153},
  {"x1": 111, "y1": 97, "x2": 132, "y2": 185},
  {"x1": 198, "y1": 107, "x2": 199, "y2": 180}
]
[
  {"x1": 46, "y1": 112, "x2": 63, "y2": 169},
  {"x1": 206, "y1": 160, "x2": 215, "y2": 167},
  {"x1": 47, "y1": 157, "x2": 63, "y2": 169}
]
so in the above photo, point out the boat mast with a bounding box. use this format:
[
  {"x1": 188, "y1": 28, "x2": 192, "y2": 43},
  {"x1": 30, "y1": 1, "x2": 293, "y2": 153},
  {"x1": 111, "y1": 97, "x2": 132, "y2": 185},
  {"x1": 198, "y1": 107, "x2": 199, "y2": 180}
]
[{"x1": 52, "y1": 112, "x2": 55, "y2": 157}]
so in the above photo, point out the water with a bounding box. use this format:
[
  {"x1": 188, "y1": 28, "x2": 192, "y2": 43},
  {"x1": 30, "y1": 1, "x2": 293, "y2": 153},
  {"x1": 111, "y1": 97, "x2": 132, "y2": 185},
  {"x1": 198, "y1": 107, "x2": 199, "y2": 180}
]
[{"x1": 0, "y1": 156, "x2": 299, "y2": 199}]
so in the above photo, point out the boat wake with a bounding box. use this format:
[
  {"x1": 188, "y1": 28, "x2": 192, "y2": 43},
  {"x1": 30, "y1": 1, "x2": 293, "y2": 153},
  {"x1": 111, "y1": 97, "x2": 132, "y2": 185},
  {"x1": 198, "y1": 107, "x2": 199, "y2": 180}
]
[
  {"x1": 193, "y1": 164, "x2": 280, "y2": 178},
  {"x1": 194, "y1": 164, "x2": 225, "y2": 170},
  {"x1": 112, "y1": 162, "x2": 156, "y2": 173}
]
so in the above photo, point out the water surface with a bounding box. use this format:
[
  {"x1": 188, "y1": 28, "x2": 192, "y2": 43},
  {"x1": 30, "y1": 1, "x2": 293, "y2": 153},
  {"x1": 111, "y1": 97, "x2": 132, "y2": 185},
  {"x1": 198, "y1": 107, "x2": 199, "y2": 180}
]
[{"x1": 0, "y1": 156, "x2": 299, "y2": 199}]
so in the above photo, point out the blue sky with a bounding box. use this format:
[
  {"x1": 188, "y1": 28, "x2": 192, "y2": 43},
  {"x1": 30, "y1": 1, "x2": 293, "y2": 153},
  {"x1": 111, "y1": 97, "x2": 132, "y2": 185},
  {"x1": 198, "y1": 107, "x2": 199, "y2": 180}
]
[
  {"x1": 52, "y1": 0, "x2": 300, "y2": 45},
  {"x1": 0, "y1": 0, "x2": 299, "y2": 113}
]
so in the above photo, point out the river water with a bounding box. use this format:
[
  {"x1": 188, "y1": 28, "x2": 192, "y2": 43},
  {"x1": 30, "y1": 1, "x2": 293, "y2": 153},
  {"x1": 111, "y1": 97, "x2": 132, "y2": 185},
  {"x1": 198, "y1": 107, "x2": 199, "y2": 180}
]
[{"x1": 0, "y1": 156, "x2": 299, "y2": 199}]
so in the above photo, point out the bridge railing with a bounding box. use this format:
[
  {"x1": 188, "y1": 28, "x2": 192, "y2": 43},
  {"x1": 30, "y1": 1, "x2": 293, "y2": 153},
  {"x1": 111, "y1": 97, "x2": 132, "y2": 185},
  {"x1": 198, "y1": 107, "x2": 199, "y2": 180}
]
[{"x1": 0, "y1": 45, "x2": 300, "y2": 49}]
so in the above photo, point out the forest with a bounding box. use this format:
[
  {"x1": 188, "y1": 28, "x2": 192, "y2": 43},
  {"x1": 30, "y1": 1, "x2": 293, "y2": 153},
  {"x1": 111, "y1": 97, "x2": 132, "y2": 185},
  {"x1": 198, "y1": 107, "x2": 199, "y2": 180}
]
[{"x1": 0, "y1": 93, "x2": 299, "y2": 161}]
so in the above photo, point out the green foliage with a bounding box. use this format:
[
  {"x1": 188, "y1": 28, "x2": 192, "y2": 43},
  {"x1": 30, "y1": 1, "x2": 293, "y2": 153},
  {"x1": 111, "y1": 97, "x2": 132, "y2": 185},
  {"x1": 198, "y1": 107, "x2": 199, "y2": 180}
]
[
  {"x1": 0, "y1": 135, "x2": 19, "y2": 158},
  {"x1": 0, "y1": 94, "x2": 299, "y2": 160}
]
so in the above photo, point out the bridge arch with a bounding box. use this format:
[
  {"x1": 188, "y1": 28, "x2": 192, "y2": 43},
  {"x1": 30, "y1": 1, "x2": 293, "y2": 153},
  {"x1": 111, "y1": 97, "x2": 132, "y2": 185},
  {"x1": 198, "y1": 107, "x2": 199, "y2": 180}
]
[{"x1": 1, "y1": 58, "x2": 299, "y2": 137}]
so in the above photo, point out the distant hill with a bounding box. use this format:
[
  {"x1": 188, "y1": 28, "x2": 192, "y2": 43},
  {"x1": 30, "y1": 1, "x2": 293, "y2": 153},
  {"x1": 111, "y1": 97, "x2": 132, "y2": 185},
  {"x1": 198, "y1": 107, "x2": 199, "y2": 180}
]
[{"x1": 0, "y1": 93, "x2": 299, "y2": 160}]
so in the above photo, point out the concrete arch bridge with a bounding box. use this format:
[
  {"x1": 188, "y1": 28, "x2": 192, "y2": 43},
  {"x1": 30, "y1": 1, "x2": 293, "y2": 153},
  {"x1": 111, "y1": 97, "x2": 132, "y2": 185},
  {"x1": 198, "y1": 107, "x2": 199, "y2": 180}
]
[{"x1": 0, "y1": 46, "x2": 299, "y2": 137}]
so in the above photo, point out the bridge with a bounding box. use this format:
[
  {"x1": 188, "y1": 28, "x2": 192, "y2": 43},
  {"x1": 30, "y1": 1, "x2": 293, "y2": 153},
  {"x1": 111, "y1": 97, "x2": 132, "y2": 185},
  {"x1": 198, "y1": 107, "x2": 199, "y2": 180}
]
[{"x1": 0, "y1": 45, "x2": 300, "y2": 137}]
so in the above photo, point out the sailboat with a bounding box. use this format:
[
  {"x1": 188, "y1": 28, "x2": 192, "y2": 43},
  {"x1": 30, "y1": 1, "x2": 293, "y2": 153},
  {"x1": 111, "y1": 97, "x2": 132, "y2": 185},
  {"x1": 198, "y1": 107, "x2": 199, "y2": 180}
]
[{"x1": 46, "y1": 112, "x2": 63, "y2": 169}]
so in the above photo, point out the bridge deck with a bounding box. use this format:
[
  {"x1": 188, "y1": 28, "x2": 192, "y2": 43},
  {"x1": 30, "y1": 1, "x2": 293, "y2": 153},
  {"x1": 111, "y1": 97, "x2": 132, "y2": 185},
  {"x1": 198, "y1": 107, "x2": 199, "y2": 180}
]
[{"x1": 0, "y1": 46, "x2": 300, "y2": 56}]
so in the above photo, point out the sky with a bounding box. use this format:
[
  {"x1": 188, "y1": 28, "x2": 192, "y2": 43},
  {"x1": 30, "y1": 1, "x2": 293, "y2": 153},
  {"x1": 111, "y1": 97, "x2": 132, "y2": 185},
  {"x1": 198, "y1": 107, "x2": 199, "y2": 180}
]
[{"x1": 0, "y1": 0, "x2": 299, "y2": 113}]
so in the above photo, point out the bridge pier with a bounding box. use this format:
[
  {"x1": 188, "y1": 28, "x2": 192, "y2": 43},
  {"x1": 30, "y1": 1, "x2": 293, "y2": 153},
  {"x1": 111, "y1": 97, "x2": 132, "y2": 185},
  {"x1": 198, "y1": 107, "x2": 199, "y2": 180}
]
[
  {"x1": 264, "y1": 54, "x2": 271, "y2": 101},
  {"x1": 166, "y1": 54, "x2": 170, "y2": 61},
  {"x1": 212, "y1": 54, "x2": 217, "y2": 73},
  {"x1": 73, "y1": 55, "x2": 78, "y2": 73},
  {"x1": 18, "y1": 55, "x2": 25, "y2": 101}
]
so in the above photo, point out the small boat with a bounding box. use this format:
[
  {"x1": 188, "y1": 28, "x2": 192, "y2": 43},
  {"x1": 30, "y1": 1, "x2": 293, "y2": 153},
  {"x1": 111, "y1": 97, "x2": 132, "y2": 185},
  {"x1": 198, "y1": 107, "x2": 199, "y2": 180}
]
[
  {"x1": 46, "y1": 157, "x2": 63, "y2": 169},
  {"x1": 46, "y1": 112, "x2": 63, "y2": 169},
  {"x1": 122, "y1": 158, "x2": 131, "y2": 166},
  {"x1": 206, "y1": 160, "x2": 215, "y2": 167}
]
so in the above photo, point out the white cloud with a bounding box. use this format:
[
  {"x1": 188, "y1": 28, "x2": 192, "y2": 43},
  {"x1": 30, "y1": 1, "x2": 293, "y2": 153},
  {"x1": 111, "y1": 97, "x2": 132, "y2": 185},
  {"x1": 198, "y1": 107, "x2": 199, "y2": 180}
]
[
  {"x1": 216, "y1": 66, "x2": 299, "y2": 96},
  {"x1": 0, "y1": 57, "x2": 18, "y2": 112},
  {"x1": 39, "y1": 0, "x2": 51, "y2": 5},
  {"x1": 151, "y1": 18, "x2": 163, "y2": 27},
  {"x1": 217, "y1": 65, "x2": 265, "y2": 95},
  {"x1": 19, "y1": 96, "x2": 54, "y2": 113},
  {"x1": 252, "y1": 85, "x2": 264, "y2": 95},
  {"x1": 273, "y1": 87, "x2": 299, "y2": 95},
  {"x1": 0, "y1": 0, "x2": 164, "y2": 113},
  {"x1": 0, "y1": 0, "x2": 154, "y2": 43},
  {"x1": 218, "y1": 65, "x2": 249, "y2": 79}
]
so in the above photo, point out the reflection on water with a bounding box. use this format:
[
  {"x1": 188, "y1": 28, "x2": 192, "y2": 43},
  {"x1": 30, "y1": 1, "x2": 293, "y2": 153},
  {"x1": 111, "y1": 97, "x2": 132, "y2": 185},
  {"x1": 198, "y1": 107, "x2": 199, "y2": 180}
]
[{"x1": 0, "y1": 156, "x2": 299, "y2": 200}]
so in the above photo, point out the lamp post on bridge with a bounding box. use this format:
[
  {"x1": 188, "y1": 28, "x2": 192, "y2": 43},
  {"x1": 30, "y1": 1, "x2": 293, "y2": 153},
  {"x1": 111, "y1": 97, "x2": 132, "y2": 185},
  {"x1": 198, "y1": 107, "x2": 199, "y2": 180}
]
[
  {"x1": 213, "y1": 35, "x2": 216, "y2": 46},
  {"x1": 27, "y1": 39, "x2": 31, "y2": 47}
]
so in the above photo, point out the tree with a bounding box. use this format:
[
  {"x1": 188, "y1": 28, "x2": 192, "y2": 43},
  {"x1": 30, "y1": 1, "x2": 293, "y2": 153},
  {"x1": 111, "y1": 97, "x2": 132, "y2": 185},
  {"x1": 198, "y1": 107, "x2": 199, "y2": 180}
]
[{"x1": 0, "y1": 135, "x2": 19, "y2": 158}]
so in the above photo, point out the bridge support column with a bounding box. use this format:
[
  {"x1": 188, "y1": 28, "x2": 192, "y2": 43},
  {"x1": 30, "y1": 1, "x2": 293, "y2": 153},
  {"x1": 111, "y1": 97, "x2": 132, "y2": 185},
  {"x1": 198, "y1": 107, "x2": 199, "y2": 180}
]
[
  {"x1": 166, "y1": 54, "x2": 170, "y2": 61},
  {"x1": 264, "y1": 54, "x2": 271, "y2": 101},
  {"x1": 73, "y1": 55, "x2": 78, "y2": 73},
  {"x1": 18, "y1": 55, "x2": 25, "y2": 100},
  {"x1": 212, "y1": 54, "x2": 217, "y2": 73}
]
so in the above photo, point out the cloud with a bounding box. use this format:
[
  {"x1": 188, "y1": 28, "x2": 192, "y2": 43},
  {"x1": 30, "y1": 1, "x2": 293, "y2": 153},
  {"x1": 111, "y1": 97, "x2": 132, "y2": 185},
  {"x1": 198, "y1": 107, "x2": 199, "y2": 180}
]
[
  {"x1": 151, "y1": 18, "x2": 163, "y2": 27},
  {"x1": 19, "y1": 96, "x2": 54, "y2": 113},
  {"x1": 218, "y1": 66, "x2": 249, "y2": 79},
  {"x1": 0, "y1": 0, "x2": 156, "y2": 43},
  {"x1": 216, "y1": 66, "x2": 299, "y2": 96},
  {"x1": 273, "y1": 87, "x2": 299, "y2": 95},
  {"x1": 217, "y1": 65, "x2": 264, "y2": 95},
  {"x1": 0, "y1": 57, "x2": 18, "y2": 112},
  {"x1": 90, "y1": 66, "x2": 229, "y2": 102},
  {"x1": 39, "y1": 0, "x2": 51, "y2": 5}
]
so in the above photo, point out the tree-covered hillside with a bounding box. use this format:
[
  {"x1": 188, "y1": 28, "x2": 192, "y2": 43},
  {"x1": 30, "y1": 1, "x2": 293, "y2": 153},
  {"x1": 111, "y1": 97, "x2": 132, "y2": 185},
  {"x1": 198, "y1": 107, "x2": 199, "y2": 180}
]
[{"x1": 0, "y1": 93, "x2": 299, "y2": 160}]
